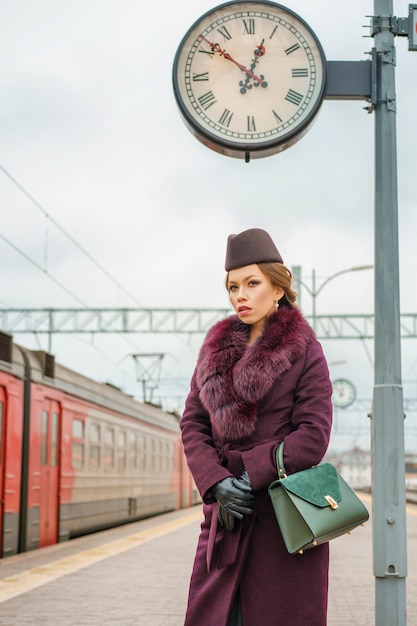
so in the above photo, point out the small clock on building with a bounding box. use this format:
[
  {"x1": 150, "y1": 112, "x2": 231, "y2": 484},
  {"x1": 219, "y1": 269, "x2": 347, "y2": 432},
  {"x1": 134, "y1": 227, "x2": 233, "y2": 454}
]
[{"x1": 331, "y1": 378, "x2": 356, "y2": 409}]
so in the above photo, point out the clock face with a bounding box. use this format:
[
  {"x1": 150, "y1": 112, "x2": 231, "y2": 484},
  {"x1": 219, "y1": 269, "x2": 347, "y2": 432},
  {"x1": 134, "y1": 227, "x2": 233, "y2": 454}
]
[
  {"x1": 172, "y1": 0, "x2": 327, "y2": 159},
  {"x1": 332, "y1": 379, "x2": 356, "y2": 409}
]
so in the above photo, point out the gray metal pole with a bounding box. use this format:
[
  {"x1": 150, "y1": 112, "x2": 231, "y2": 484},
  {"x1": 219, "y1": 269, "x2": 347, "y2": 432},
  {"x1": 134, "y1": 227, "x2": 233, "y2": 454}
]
[{"x1": 372, "y1": 1, "x2": 407, "y2": 624}]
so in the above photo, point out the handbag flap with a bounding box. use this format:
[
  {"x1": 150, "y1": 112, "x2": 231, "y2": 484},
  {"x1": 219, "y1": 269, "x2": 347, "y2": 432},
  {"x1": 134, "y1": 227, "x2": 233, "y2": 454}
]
[{"x1": 281, "y1": 463, "x2": 342, "y2": 508}]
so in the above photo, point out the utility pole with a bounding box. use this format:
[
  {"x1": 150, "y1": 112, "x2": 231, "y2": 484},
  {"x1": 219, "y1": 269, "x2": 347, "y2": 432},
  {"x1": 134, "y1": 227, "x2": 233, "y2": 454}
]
[
  {"x1": 296, "y1": 266, "x2": 373, "y2": 332},
  {"x1": 132, "y1": 353, "x2": 165, "y2": 403},
  {"x1": 371, "y1": 2, "x2": 408, "y2": 623}
]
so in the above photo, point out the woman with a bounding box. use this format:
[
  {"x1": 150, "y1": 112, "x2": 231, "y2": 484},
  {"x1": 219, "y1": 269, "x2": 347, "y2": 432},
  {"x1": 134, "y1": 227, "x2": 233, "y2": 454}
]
[{"x1": 181, "y1": 228, "x2": 333, "y2": 626}]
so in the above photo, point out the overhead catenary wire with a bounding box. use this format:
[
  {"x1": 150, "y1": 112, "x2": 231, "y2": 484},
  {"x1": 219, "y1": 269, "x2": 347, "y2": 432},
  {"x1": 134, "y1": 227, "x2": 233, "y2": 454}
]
[
  {"x1": 0, "y1": 164, "x2": 144, "y2": 307},
  {"x1": 0, "y1": 227, "x2": 148, "y2": 363},
  {"x1": 0, "y1": 232, "x2": 88, "y2": 306}
]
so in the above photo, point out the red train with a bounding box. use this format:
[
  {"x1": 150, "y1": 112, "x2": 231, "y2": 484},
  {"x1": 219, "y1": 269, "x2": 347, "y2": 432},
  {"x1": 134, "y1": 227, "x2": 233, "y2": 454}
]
[{"x1": 0, "y1": 331, "x2": 198, "y2": 558}]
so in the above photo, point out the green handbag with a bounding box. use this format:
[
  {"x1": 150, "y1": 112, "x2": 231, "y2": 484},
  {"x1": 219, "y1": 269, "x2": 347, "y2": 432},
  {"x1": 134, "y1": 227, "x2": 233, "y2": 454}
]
[{"x1": 268, "y1": 442, "x2": 369, "y2": 555}]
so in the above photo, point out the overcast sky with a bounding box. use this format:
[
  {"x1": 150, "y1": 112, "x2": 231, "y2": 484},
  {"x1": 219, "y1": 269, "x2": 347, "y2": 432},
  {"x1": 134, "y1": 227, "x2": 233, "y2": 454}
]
[{"x1": 1, "y1": 0, "x2": 416, "y2": 451}]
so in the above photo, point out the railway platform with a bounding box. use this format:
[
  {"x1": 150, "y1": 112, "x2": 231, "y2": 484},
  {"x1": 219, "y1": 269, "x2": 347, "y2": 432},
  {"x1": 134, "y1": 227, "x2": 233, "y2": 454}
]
[{"x1": 0, "y1": 493, "x2": 416, "y2": 626}]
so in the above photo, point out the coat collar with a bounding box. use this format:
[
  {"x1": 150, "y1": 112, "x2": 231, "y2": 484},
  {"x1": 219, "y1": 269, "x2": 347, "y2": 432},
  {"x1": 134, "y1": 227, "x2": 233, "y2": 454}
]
[{"x1": 196, "y1": 307, "x2": 315, "y2": 441}]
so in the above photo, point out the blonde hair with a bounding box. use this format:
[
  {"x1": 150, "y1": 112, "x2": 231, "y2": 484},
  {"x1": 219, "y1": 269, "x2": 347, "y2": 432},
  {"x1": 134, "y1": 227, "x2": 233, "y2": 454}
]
[
  {"x1": 225, "y1": 262, "x2": 297, "y2": 307},
  {"x1": 257, "y1": 262, "x2": 297, "y2": 306}
]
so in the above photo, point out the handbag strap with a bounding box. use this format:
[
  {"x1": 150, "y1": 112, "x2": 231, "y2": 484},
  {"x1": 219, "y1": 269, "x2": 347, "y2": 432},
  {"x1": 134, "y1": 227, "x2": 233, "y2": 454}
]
[{"x1": 275, "y1": 441, "x2": 287, "y2": 479}]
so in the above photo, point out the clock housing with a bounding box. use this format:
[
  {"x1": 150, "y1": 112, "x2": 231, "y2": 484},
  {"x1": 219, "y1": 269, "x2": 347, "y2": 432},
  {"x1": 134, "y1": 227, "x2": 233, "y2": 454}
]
[
  {"x1": 332, "y1": 378, "x2": 356, "y2": 409},
  {"x1": 173, "y1": 1, "x2": 327, "y2": 159}
]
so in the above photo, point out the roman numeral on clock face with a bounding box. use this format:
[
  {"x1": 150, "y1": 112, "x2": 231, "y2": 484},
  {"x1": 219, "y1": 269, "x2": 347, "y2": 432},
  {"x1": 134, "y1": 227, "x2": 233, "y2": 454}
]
[
  {"x1": 269, "y1": 24, "x2": 278, "y2": 39},
  {"x1": 272, "y1": 110, "x2": 283, "y2": 124},
  {"x1": 285, "y1": 43, "x2": 300, "y2": 55},
  {"x1": 216, "y1": 25, "x2": 232, "y2": 41},
  {"x1": 193, "y1": 72, "x2": 209, "y2": 81},
  {"x1": 292, "y1": 68, "x2": 308, "y2": 77},
  {"x1": 198, "y1": 91, "x2": 217, "y2": 110},
  {"x1": 218, "y1": 109, "x2": 234, "y2": 127},
  {"x1": 285, "y1": 89, "x2": 303, "y2": 105},
  {"x1": 247, "y1": 116, "x2": 256, "y2": 131},
  {"x1": 199, "y1": 47, "x2": 215, "y2": 57},
  {"x1": 242, "y1": 18, "x2": 255, "y2": 34}
]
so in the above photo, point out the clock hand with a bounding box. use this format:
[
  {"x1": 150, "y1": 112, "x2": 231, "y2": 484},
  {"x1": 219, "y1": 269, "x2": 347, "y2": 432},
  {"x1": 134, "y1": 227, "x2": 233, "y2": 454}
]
[
  {"x1": 199, "y1": 35, "x2": 267, "y2": 87},
  {"x1": 254, "y1": 39, "x2": 266, "y2": 58},
  {"x1": 239, "y1": 40, "x2": 268, "y2": 94}
]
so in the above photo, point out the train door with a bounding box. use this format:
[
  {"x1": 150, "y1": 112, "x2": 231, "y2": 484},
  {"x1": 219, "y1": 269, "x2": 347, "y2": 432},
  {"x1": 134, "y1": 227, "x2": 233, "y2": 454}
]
[
  {"x1": 39, "y1": 399, "x2": 60, "y2": 547},
  {"x1": 0, "y1": 387, "x2": 5, "y2": 555}
]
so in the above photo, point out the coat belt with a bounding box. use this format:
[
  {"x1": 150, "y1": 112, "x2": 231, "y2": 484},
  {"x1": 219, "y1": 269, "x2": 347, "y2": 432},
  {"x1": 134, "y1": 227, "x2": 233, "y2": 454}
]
[{"x1": 206, "y1": 503, "x2": 254, "y2": 572}]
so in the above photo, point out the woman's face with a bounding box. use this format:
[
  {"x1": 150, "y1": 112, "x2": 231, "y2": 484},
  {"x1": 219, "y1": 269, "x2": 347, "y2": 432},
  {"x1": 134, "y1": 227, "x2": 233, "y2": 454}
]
[{"x1": 227, "y1": 264, "x2": 284, "y2": 339}]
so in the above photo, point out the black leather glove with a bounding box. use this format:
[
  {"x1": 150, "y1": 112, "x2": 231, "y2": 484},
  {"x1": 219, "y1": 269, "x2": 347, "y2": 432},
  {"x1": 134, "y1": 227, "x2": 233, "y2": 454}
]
[
  {"x1": 211, "y1": 476, "x2": 254, "y2": 520},
  {"x1": 234, "y1": 469, "x2": 252, "y2": 492},
  {"x1": 218, "y1": 505, "x2": 235, "y2": 531}
]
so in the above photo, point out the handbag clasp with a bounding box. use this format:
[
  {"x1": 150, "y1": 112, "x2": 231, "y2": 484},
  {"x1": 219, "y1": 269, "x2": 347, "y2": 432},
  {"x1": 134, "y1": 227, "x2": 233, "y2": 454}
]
[{"x1": 324, "y1": 495, "x2": 339, "y2": 510}]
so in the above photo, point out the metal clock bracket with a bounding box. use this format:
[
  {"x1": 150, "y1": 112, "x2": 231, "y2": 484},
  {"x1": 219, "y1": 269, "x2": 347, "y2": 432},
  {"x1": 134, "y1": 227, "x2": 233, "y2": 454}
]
[
  {"x1": 368, "y1": 5, "x2": 417, "y2": 50},
  {"x1": 328, "y1": 5, "x2": 416, "y2": 115}
]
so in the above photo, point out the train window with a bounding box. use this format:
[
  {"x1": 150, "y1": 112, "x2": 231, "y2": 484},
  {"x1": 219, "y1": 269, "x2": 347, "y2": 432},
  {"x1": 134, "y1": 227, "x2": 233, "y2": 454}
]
[
  {"x1": 89, "y1": 423, "x2": 101, "y2": 470},
  {"x1": 72, "y1": 419, "x2": 84, "y2": 439},
  {"x1": 117, "y1": 431, "x2": 127, "y2": 472},
  {"x1": 128, "y1": 432, "x2": 138, "y2": 471},
  {"x1": 139, "y1": 435, "x2": 146, "y2": 471},
  {"x1": 104, "y1": 427, "x2": 115, "y2": 471},
  {"x1": 165, "y1": 441, "x2": 172, "y2": 471},
  {"x1": 170, "y1": 442, "x2": 174, "y2": 470},
  {"x1": 151, "y1": 438, "x2": 156, "y2": 471},
  {"x1": 72, "y1": 419, "x2": 85, "y2": 470},
  {"x1": 41, "y1": 410, "x2": 48, "y2": 465},
  {"x1": 51, "y1": 413, "x2": 58, "y2": 467}
]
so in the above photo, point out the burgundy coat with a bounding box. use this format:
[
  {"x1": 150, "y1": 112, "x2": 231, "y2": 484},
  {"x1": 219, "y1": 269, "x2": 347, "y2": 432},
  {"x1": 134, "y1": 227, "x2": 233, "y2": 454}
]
[{"x1": 181, "y1": 306, "x2": 333, "y2": 626}]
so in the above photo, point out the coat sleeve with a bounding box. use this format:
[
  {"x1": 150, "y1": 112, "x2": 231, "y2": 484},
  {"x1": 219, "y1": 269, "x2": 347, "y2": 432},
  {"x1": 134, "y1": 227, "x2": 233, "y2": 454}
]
[
  {"x1": 180, "y1": 370, "x2": 232, "y2": 502},
  {"x1": 280, "y1": 339, "x2": 333, "y2": 474},
  {"x1": 241, "y1": 339, "x2": 333, "y2": 490}
]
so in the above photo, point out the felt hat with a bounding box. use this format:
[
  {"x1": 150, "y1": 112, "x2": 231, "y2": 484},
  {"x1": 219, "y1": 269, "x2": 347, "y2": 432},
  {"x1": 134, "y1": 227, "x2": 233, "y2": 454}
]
[{"x1": 225, "y1": 228, "x2": 283, "y2": 271}]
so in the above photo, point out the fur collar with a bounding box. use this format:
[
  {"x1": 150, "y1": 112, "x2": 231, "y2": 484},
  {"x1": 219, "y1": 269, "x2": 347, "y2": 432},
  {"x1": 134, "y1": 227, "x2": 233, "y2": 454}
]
[{"x1": 196, "y1": 307, "x2": 315, "y2": 441}]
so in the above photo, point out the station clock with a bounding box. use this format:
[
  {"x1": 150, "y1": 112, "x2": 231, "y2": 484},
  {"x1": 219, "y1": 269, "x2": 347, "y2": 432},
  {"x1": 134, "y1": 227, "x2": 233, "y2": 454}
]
[
  {"x1": 172, "y1": 0, "x2": 327, "y2": 160},
  {"x1": 332, "y1": 378, "x2": 356, "y2": 409}
]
